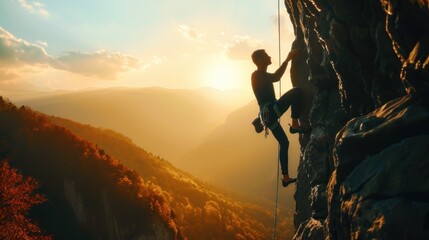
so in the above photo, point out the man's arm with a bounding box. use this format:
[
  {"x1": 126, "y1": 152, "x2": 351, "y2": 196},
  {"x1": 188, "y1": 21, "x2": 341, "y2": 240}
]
[{"x1": 270, "y1": 49, "x2": 300, "y2": 82}]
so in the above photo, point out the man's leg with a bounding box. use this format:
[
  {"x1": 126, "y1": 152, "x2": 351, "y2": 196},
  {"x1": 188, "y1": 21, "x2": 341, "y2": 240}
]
[
  {"x1": 273, "y1": 87, "x2": 302, "y2": 119},
  {"x1": 269, "y1": 123, "x2": 290, "y2": 177}
]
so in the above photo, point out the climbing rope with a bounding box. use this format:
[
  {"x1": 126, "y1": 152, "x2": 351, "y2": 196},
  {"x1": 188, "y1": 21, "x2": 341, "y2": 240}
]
[{"x1": 272, "y1": 0, "x2": 282, "y2": 239}]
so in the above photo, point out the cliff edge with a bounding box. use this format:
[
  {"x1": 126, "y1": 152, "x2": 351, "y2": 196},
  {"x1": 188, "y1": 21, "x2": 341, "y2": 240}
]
[{"x1": 284, "y1": 0, "x2": 429, "y2": 239}]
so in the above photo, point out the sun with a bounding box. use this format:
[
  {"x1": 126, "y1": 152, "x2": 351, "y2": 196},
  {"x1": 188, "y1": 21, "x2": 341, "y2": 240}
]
[{"x1": 205, "y1": 60, "x2": 242, "y2": 90}]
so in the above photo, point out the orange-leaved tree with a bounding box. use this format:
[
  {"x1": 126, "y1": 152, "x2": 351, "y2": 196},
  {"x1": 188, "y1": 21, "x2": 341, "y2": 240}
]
[{"x1": 0, "y1": 160, "x2": 51, "y2": 240}]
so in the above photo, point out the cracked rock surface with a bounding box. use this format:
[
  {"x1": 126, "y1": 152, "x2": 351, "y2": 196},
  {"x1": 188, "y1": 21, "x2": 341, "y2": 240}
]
[{"x1": 283, "y1": 0, "x2": 429, "y2": 239}]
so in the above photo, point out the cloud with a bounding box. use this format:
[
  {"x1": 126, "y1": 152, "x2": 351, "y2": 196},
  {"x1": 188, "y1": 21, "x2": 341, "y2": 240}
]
[
  {"x1": 0, "y1": 27, "x2": 52, "y2": 68},
  {"x1": 0, "y1": 27, "x2": 141, "y2": 81},
  {"x1": 176, "y1": 24, "x2": 266, "y2": 62},
  {"x1": 149, "y1": 55, "x2": 167, "y2": 65},
  {"x1": 36, "y1": 40, "x2": 48, "y2": 47},
  {"x1": 225, "y1": 36, "x2": 263, "y2": 60},
  {"x1": 17, "y1": 0, "x2": 50, "y2": 17},
  {"x1": 178, "y1": 24, "x2": 205, "y2": 45},
  {"x1": 53, "y1": 50, "x2": 140, "y2": 79},
  {"x1": 141, "y1": 55, "x2": 168, "y2": 70}
]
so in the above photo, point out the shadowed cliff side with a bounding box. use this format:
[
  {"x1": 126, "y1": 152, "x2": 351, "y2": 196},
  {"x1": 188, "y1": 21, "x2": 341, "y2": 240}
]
[{"x1": 283, "y1": 0, "x2": 428, "y2": 239}]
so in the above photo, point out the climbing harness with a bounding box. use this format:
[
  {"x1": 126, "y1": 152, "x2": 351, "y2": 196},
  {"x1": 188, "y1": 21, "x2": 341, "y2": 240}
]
[
  {"x1": 260, "y1": 103, "x2": 281, "y2": 138},
  {"x1": 260, "y1": 104, "x2": 271, "y2": 138},
  {"x1": 262, "y1": 106, "x2": 270, "y2": 137}
]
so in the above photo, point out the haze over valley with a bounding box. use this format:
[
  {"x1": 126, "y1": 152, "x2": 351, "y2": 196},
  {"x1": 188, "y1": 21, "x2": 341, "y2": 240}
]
[
  {"x1": 5, "y1": 87, "x2": 250, "y2": 163},
  {"x1": 2, "y1": 87, "x2": 300, "y2": 209}
]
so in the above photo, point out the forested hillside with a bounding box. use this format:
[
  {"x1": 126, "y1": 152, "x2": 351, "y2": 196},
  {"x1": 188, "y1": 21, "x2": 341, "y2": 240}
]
[
  {"x1": 49, "y1": 113, "x2": 295, "y2": 239},
  {"x1": 0, "y1": 96, "x2": 295, "y2": 239},
  {"x1": 0, "y1": 97, "x2": 180, "y2": 239}
]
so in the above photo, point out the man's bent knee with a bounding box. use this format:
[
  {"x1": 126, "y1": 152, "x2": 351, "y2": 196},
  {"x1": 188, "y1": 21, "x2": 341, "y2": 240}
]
[{"x1": 292, "y1": 87, "x2": 302, "y2": 99}]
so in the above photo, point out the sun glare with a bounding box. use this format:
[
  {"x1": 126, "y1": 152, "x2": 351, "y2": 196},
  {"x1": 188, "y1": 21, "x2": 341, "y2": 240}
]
[{"x1": 205, "y1": 61, "x2": 241, "y2": 90}]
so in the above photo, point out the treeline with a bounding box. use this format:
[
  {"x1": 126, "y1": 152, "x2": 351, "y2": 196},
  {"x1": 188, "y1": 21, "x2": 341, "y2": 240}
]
[
  {"x1": 49, "y1": 116, "x2": 295, "y2": 239},
  {"x1": 0, "y1": 97, "x2": 181, "y2": 239}
]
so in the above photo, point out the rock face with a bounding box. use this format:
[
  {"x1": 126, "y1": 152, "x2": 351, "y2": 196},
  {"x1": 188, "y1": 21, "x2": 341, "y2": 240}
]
[
  {"x1": 284, "y1": 0, "x2": 429, "y2": 239},
  {"x1": 63, "y1": 179, "x2": 175, "y2": 240}
]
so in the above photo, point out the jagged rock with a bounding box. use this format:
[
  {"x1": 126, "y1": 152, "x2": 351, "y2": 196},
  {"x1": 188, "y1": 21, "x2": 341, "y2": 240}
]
[
  {"x1": 284, "y1": 0, "x2": 429, "y2": 239},
  {"x1": 339, "y1": 135, "x2": 429, "y2": 239},
  {"x1": 326, "y1": 94, "x2": 429, "y2": 239},
  {"x1": 311, "y1": 184, "x2": 327, "y2": 219},
  {"x1": 383, "y1": 0, "x2": 429, "y2": 99},
  {"x1": 64, "y1": 180, "x2": 86, "y2": 223},
  {"x1": 293, "y1": 218, "x2": 324, "y2": 240}
]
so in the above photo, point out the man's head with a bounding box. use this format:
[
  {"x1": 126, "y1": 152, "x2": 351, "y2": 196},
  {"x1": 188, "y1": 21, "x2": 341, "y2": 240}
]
[{"x1": 251, "y1": 49, "x2": 271, "y2": 67}]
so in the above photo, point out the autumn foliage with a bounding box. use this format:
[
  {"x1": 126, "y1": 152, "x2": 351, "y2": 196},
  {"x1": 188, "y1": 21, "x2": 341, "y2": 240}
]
[
  {"x1": 49, "y1": 112, "x2": 296, "y2": 239},
  {"x1": 0, "y1": 160, "x2": 51, "y2": 240},
  {"x1": 0, "y1": 97, "x2": 181, "y2": 239},
  {"x1": 0, "y1": 95, "x2": 295, "y2": 239}
]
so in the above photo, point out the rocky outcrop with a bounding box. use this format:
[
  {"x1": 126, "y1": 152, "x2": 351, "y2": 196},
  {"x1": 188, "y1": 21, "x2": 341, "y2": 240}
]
[
  {"x1": 284, "y1": 0, "x2": 429, "y2": 239},
  {"x1": 64, "y1": 179, "x2": 176, "y2": 240},
  {"x1": 327, "y1": 95, "x2": 429, "y2": 239}
]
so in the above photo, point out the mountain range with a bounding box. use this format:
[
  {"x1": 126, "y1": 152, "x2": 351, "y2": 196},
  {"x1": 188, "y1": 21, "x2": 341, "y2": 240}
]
[{"x1": 7, "y1": 87, "x2": 250, "y2": 164}]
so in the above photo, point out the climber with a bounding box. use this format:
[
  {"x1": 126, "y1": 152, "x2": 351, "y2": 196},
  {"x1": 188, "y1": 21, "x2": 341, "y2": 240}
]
[{"x1": 250, "y1": 48, "x2": 309, "y2": 188}]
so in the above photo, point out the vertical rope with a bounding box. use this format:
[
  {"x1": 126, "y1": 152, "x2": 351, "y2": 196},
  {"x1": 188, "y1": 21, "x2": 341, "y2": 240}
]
[{"x1": 273, "y1": 0, "x2": 282, "y2": 239}]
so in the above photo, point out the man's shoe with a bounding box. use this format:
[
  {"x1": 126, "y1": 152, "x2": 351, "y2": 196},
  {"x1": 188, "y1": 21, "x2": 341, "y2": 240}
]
[
  {"x1": 289, "y1": 124, "x2": 311, "y2": 134},
  {"x1": 282, "y1": 177, "x2": 297, "y2": 187},
  {"x1": 252, "y1": 118, "x2": 263, "y2": 133}
]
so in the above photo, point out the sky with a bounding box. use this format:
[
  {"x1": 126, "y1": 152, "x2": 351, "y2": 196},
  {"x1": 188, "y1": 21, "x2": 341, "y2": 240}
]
[{"x1": 0, "y1": 0, "x2": 295, "y2": 94}]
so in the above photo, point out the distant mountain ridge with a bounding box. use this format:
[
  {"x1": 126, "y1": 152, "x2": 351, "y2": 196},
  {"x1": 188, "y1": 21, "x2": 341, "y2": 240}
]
[{"x1": 9, "y1": 87, "x2": 251, "y2": 164}]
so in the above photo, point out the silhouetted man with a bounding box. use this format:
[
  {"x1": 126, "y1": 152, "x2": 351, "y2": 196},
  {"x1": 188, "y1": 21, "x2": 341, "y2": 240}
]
[{"x1": 251, "y1": 49, "x2": 308, "y2": 187}]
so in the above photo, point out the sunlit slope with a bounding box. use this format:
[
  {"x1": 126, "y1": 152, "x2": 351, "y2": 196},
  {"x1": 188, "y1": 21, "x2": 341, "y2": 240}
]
[
  {"x1": 181, "y1": 100, "x2": 301, "y2": 208},
  {"x1": 0, "y1": 97, "x2": 180, "y2": 239},
  {"x1": 49, "y1": 114, "x2": 296, "y2": 240},
  {"x1": 13, "y1": 87, "x2": 250, "y2": 163}
]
